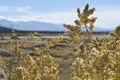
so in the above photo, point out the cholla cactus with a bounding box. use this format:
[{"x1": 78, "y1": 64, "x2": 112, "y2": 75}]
[
  {"x1": 110, "y1": 25, "x2": 120, "y2": 37},
  {"x1": 115, "y1": 25, "x2": 120, "y2": 36},
  {"x1": 10, "y1": 34, "x2": 63, "y2": 80},
  {"x1": 11, "y1": 27, "x2": 18, "y2": 40},
  {"x1": 64, "y1": 4, "x2": 96, "y2": 43},
  {"x1": 64, "y1": 4, "x2": 120, "y2": 80},
  {"x1": 11, "y1": 67, "x2": 29, "y2": 80},
  {"x1": 64, "y1": 4, "x2": 97, "y2": 53}
]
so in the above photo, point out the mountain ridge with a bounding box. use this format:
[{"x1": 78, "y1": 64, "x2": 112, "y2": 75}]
[
  {"x1": 0, "y1": 19, "x2": 66, "y2": 31},
  {"x1": 0, "y1": 19, "x2": 113, "y2": 32}
]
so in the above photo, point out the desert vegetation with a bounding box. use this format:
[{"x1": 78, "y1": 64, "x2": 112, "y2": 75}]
[{"x1": 0, "y1": 4, "x2": 120, "y2": 80}]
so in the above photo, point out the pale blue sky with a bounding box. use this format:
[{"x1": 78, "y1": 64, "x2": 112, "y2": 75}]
[
  {"x1": 0, "y1": 0, "x2": 120, "y2": 29},
  {"x1": 0, "y1": 0, "x2": 120, "y2": 13}
]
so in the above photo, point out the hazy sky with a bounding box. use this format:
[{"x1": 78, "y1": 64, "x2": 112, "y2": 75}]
[{"x1": 0, "y1": 0, "x2": 120, "y2": 29}]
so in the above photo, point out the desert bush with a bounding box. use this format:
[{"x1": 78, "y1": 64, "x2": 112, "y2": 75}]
[
  {"x1": 10, "y1": 27, "x2": 18, "y2": 40},
  {"x1": 4, "y1": 32, "x2": 63, "y2": 80},
  {"x1": 0, "y1": 4, "x2": 120, "y2": 80},
  {"x1": 64, "y1": 4, "x2": 120, "y2": 80}
]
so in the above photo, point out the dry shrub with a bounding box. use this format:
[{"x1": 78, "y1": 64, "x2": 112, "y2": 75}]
[{"x1": 64, "y1": 4, "x2": 120, "y2": 80}]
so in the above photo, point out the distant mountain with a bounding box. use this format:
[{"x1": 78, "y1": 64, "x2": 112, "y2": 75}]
[
  {"x1": 0, "y1": 26, "x2": 12, "y2": 33},
  {"x1": 0, "y1": 19, "x2": 113, "y2": 32},
  {"x1": 93, "y1": 27, "x2": 113, "y2": 32},
  {"x1": 0, "y1": 19, "x2": 66, "y2": 31}
]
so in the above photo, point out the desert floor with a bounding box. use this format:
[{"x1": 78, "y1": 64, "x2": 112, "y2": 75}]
[{"x1": 0, "y1": 33, "x2": 110, "y2": 80}]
